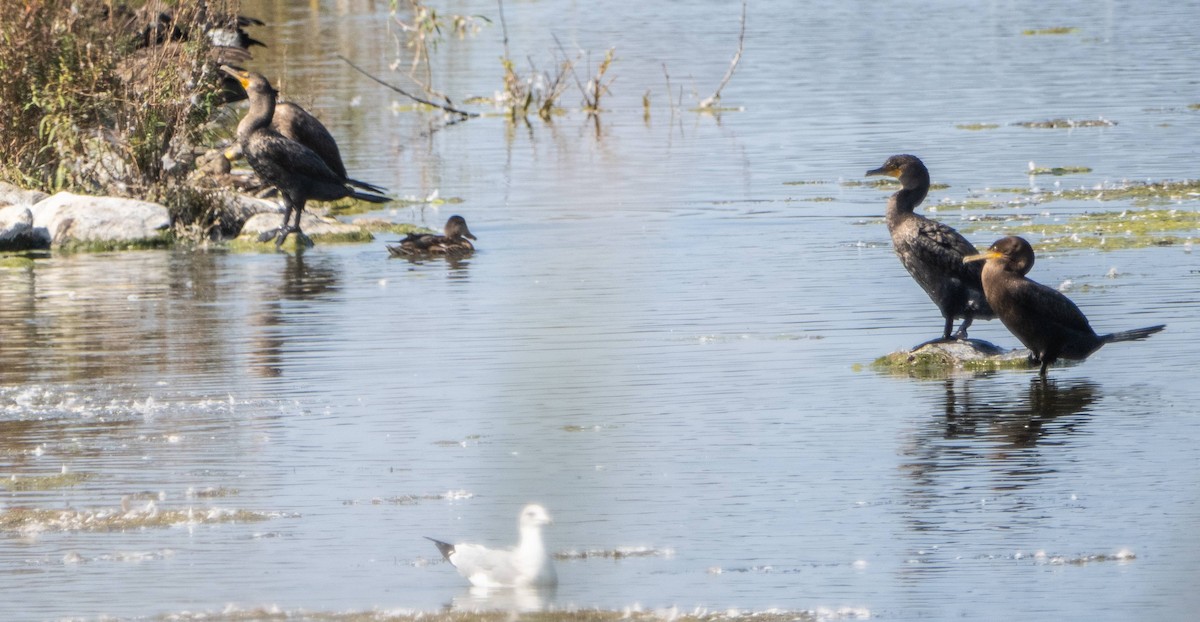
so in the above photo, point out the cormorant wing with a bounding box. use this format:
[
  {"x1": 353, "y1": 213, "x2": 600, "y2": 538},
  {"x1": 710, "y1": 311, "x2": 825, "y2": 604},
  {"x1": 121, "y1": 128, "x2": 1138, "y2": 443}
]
[
  {"x1": 254, "y1": 133, "x2": 342, "y2": 183},
  {"x1": 1008, "y1": 278, "x2": 1095, "y2": 335},
  {"x1": 910, "y1": 216, "x2": 985, "y2": 281}
]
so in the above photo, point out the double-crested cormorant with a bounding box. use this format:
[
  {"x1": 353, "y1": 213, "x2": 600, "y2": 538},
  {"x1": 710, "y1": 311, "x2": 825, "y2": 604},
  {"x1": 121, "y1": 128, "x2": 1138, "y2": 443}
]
[
  {"x1": 386, "y1": 215, "x2": 477, "y2": 257},
  {"x1": 221, "y1": 67, "x2": 390, "y2": 247},
  {"x1": 227, "y1": 102, "x2": 387, "y2": 194},
  {"x1": 866, "y1": 154, "x2": 994, "y2": 342},
  {"x1": 965, "y1": 236, "x2": 1165, "y2": 376}
]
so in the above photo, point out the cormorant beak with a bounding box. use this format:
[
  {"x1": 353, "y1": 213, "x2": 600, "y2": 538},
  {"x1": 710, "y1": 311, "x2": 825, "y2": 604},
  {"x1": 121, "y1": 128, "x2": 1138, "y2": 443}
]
[
  {"x1": 964, "y1": 250, "x2": 1002, "y2": 263},
  {"x1": 865, "y1": 165, "x2": 899, "y2": 178},
  {"x1": 219, "y1": 64, "x2": 252, "y2": 89}
]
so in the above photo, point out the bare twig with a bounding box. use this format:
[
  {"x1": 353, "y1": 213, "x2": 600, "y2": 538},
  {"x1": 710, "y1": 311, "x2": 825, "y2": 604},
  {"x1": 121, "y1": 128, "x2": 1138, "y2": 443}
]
[
  {"x1": 552, "y1": 33, "x2": 589, "y2": 106},
  {"x1": 698, "y1": 0, "x2": 746, "y2": 109},
  {"x1": 662, "y1": 62, "x2": 674, "y2": 109},
  {"x1": 336, "y1": 54, "x2": 478, "y2": 118},
  {"x1": 497, "y1": 0, "x2": 510, "y2": 59}
]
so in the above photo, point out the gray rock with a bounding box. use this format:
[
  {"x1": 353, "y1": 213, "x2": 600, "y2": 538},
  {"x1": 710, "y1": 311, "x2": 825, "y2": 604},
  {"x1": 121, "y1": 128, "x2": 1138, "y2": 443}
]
[
  {"x1": 31, "y1": 192, "x2": 171, "y2": 248},
  {"x1": 220, "y1": 193, "x2": 281, "y2": 229},
  {"x1": 0, "y1": 205, "x2": 48, "y2": 251},
  {"x1": 239, "y1": 212, "x2": 372, "y2": 244},
  {"x1": 0, "y1": 182, "x2": 49, "y2": 207}
]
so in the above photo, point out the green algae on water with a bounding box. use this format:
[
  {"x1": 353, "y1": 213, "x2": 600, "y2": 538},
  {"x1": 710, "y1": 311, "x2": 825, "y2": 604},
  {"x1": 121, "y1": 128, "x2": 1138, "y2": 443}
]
[
  {"x1": 1022, "y1": 26, "x2": 1078, "y2": 35},
  {"x1": 143, "y1": 608, "x2": 832, "y2": 622},
  {"x1": 962, "y1": 207, "x2": 1200, "y2": 252},
  {"x1": 955, "y1": 123, "x2": 1000, "y2": 131},
  {"x1": 1014, "y1": 118, "x2": 1116, "y2": 129},
  {"x1": 843, "y1": 179, "x2": 950, "y2": 191},
  {"x1": 1029, "y1": 166, "x2": 1092, "y2": 176},
  {"x1": 1, "y1": 472, "x2": 94, "y2": 491},
  {"x1": 0, "y1": 505, "x2": 275, "y2": 534}
]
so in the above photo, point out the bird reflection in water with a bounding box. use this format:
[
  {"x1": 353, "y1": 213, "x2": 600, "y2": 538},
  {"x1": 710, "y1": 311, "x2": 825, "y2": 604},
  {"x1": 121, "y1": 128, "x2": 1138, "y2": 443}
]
[
  {"x1": 940, "y1": 377, "x2": 1099, "y2": 447},
  {"x1": 392, "y1": 253, "x2": 473, "y2": 279},
  {"x1": 248, "y1": 251, "x2": 341, "y2": 378},
  {"x1": 450, "y1": 585, "x2": 557, "y2": 614},
  {"x1": 940, "y1": 374, "x2": 1099, "y2": 449},
  {"x1": 900, "y1": 376, "x2": 1101, "y2": 503}
]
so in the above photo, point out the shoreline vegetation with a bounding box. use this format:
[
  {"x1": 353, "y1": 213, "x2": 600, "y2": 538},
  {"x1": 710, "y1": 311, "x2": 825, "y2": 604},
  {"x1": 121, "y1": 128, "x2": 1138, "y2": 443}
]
[{"x1": 0, "y1": 0, "x2": 756, "y2": 253}]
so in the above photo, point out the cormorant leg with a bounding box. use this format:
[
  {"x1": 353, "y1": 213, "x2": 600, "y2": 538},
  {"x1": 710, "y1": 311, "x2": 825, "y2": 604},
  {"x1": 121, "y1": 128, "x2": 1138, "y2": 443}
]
[
  {"x1": 942, "y1": 316, "x2": 954, "y2": 341},
  {"x1": 290, "y1": 201, "x2": 313, "y2": 247},
  {"x1": 952, "y1": 315, "x2": 974, "y2": 340},
  {"x1": 258, "y1": 204, "x2": 291, "y2": 243},
  {"x1": 273, "y1": 202, "x2": 295, "y2": 248},
  {"x1": 1038, "y1": 359, "x2": 1050, "y2": 378}
]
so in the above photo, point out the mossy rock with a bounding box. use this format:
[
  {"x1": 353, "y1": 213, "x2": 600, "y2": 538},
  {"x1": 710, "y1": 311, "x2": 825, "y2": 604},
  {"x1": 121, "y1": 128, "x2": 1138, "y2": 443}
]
[
  {"x1": 871, "y1": 339, "x2": 1033, "y2": 378},
  {"x1": 0, "y1": 255, "x2": 36, "y2": 270},
  {"x1": 52, "y1": 232, "x2": 174, "y2": 253},
  {"x1": 232, "y1": 212, "x2": 374, "y2": 251}
]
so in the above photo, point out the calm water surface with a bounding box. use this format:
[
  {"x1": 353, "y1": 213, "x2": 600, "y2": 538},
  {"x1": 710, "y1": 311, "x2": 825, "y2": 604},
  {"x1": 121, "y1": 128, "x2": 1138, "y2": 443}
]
[{"x1": 2, "y1": 1, "x2": 1199, "y2": 620}]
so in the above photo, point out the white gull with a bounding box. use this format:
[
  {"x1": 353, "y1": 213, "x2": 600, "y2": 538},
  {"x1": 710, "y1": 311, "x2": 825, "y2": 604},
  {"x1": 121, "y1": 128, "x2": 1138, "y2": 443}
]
[{"x1": 427, "y1": 504, "x2": 557, "y2": 588}]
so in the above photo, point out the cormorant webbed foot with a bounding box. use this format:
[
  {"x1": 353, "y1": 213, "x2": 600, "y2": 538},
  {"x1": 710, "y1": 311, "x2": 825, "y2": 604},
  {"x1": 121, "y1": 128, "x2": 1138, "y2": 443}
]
[{"x1": 257, "y1": 227, "x2": 282, "y2": 243}]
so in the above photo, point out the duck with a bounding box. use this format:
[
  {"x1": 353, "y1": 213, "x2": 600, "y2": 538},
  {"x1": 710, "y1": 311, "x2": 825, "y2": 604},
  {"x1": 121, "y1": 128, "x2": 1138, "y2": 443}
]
[{"x1": 387, "y1": 215, "x2": 477, "y2": 257}]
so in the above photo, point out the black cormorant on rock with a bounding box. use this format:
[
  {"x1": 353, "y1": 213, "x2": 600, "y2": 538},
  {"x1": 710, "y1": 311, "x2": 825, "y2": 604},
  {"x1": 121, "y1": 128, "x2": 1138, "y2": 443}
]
[
  {"x1": 221, "y1": 67, "x2": 389, "y2": 248},
  {"x1": 867, "y1": 154, "x2": 994, "y2": 343},
  {"x1": 965, "y1": 235, "x2": 1165, "y2": 377},
  {"x1": 228, "y1": 101, "x2": 387, "y2": 194}
]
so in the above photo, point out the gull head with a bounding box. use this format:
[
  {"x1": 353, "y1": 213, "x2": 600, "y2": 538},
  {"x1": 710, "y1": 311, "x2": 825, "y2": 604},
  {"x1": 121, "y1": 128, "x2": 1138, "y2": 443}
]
[{"x1": 519, "y1": 504, "x2": 553, "y2": 529}]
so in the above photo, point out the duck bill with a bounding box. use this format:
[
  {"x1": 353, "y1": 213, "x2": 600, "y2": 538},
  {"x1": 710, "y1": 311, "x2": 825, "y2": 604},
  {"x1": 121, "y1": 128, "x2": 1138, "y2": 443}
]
[{"x1": 963, "y1": 251, "x2": 1002, "y2": 263}]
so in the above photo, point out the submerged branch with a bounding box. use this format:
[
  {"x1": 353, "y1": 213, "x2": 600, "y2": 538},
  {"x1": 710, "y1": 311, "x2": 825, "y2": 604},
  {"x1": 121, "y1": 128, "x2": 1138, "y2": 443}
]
[
  {"x1": 698, "y1": 0, "x2": 746, "y2": 109},
  {"x1": 336, "y1": 54, "x2": 478, "y2": 118}
]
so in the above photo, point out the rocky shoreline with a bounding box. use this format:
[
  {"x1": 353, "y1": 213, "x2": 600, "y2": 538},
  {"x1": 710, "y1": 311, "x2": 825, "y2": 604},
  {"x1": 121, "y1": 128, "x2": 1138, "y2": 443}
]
[{"x1": 0, "y1": 181, "x2": 404, "y2": 253}]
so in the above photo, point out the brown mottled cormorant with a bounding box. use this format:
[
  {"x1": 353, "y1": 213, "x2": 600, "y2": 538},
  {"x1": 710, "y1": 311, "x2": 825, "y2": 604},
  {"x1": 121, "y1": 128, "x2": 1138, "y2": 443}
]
[
  {"x1": 221, "y1": 67, "x2": 390, "y2": 247},
  {"x1": 386, "y1": 216, "x2": 477, "y2": 257},
  {"x1": 228, "y1": 102, "x2": 387, "y2": 194},
  {"x1": 965, "y1": 236, "x2": 1165, "y2": 376},
  {"x1": 866, "y1": 154, "x2": 994, "y2": 341}
]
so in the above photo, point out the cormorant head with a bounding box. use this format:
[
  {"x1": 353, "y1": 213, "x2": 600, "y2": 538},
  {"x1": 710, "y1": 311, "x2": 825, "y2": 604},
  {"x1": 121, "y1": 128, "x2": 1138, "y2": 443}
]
[
  {"x1": 446, "y1": 215, "x2": 477, "y2": 241},
  {"x1": 866, "y1": 154, "x2": 930, "y2": 190},
  {"x1": 219, "y1": 65, "x2": 277, "y2": 100},
  {"x1": 964, "y1": 235, "x2": 1035, "y2": 276}
]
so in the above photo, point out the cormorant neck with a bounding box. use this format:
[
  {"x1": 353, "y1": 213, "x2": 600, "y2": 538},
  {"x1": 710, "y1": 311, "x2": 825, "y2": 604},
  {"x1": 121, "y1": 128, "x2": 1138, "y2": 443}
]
[
  {"x1": 240, "y1": 89, "x2": 276, "y2": 139},
  {"x1": 889, "y1": 185, "x2": 929, "y2": 215}
]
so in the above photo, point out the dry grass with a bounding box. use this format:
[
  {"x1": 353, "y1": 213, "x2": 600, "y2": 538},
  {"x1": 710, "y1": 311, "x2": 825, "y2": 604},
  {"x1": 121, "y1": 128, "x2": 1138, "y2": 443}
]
[{"x1": 0, "y1": 0, "x2": 241, "y2": 237}]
